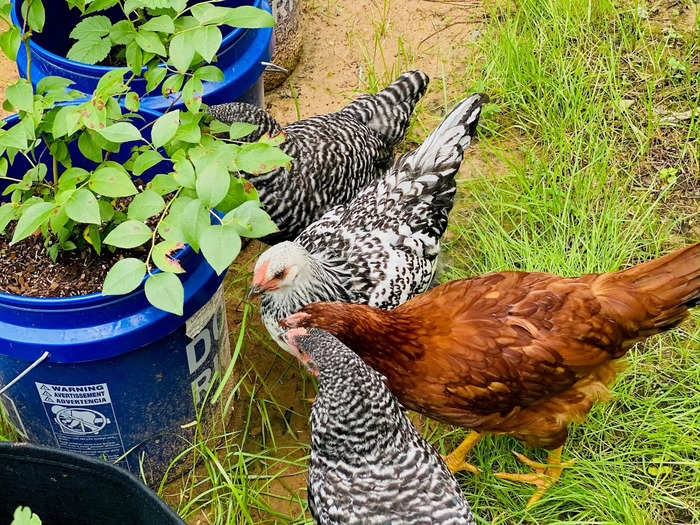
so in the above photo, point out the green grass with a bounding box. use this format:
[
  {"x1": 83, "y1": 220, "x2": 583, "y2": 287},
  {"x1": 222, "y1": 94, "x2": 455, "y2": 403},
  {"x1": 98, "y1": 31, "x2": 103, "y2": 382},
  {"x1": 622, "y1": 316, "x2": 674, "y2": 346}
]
[{"x1": 438, "y1": 0, "x2": 699, "y2": 522}]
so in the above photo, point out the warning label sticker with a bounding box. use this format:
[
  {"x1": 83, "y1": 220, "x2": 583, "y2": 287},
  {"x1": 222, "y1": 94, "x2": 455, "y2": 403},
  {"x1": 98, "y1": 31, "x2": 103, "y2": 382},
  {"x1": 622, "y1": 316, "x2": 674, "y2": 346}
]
[{"x1": 35, "y1": 382, "x2": 128, "y2": 467}]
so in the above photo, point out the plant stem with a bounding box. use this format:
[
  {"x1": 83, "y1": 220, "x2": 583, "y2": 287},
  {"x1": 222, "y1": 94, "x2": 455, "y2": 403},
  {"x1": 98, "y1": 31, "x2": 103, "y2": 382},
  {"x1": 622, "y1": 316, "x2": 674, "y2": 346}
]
[
  {"x1": 24, "y1": 38, "x2": 32, "y2": 85},
  {"x1": 138, "y1": 93, "x2": 182, "y2": 132},
  {"x1": 145, "y1": 186, "x2": 182, "y2": 274},
  {"x1": 21, "y1": 0, "x2": 32, "y2": 85},
  {"x1": 208, "y1": 208, "x2": 223, "y2": 224},
  {"x1": 52, "y1": 155, "x2": 57, "y2": 186}
]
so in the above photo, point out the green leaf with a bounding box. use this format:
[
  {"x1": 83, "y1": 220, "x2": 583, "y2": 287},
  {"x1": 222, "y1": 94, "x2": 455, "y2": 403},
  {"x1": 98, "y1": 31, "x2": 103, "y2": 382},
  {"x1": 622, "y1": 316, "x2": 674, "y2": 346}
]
[
  {"x1": 0, "y1": 123, "x2": 27, "y2": 149},
  {"x1": 11, "y1": 505, "x2": 41, "y2": 525},
  {"x1": 89, "y1": 165, "x2": 138, "y2": 197},
  {"x1": 104, "y1": 219, "x2": 152, "y2": 248},
  {"x1": 109, "y1": 19, "x2": 136, "y2": 45},
  {"x1": 125, "y1": 91, "x2": 140, "y2": 112},
  {"x1": 182, "y1": 198, "x2": 210, "y2": 251},
  {"x1": 145, "y1": 272, "x2": 183, "y2": 315},
  {"x1": 173, "y1": 158, "x2": 195, "y2": 188},
  {"x1": 37, "y1": 76, "x2": 74, "y2": 94},
  {"x1": 222, "y1": 6, "x2": 275, "y2": 28},
  {"x1": 52, "y1": 105, "x2": 82, "y2": 138},
  {"x1": 151, "y1": 110, "x2": 179, "y2": 148},
  {"x1": 235, "y1": 142, "x2": 292, "y2": 174},
  {"x1": 11, "y1": 201, "x2": 55, "y2": 244},
  {"x1": 67, "y1": 37, "x2": 111, "y2": 64},
  {"x1": 103, "y1": 258, "x2": 147, "y2": 295},
  {"x1": 69, "y1": 15, "x2": 111, "y2": 40},
  {"x1": 147, "y1": 172, "x2": 178, "y2": 195},
  {"x1": 97, "y1": 122, "x2": 142, "y2": 143},
  {"x1": 133, "y1": 149, "x2": 163, "y2": 175},
  {"x1": 78, "y1": 130, "x2": 103, "y2": 162},
  {"x1": 193, "y1": 26, "x2": 221, "y2": 63},
  {"x1": 161, "y1": 73, "x2": 184, "y2": 97},
  {"x1": 23, "y1": 0, "x2": 46, "y2": 32},
  {"x1": 49, "y1": 205, "x2": 70, "y2": 234},
  {"x1": 0, "y1": 203, "x2": 16, "y2": 234},
  {"x1": 6, "y1": 80, "x2": 33, "y2": 112},
  {"x1": 223, "y1": 200, "x2": 277, "y2": 238},
  {"x1": 125, "y1": 41, "x2": 143, "y2": 75},
  {"x1": 175, "y1": 122, "x2": 200, "y2": 143},
  {"x1": 135, "y1": 30, "x2": 166, "y2": 57},
  {"x1": 182, "y1": 77, "x2": 203, "y2": 113},
  {"x1": 85, "y1": 0, "x2": 119, "y2": 14},
  {"x1": 200, "y1": 224, "x2": 241, "y2": 275},
  {"x1": 65, "y1": 188, "x2": 101, "y2": 224},
  {"x1": 144, "y1": 67, "x2": 167, "y2": 93},
  {"x1": 216, "y1": 176, "x2": 258, "y2": 213},
  {"x1": 191, "y1": 3, "x2": 229, "y2": 24},
  {"x1": 94, "y1": 67, "x2": 128, "y2": 98},
  {"x1": 127, "y1": 189, "x2": 164, "y2": 221},
  {"x1": 85, "y1": 223, "x2": 102, "y2": 254},
  {"x1": 58, "y1": 167, "x2": 90, "y2": 189},
  {"x1": 98, "y1": 198, "x2": 114, "y2": 221},
  {"x1": 196, "y1": 163, "x2": 229, "y2": 208},
  {"x1": 194, "y1": 65, "x2": 224, "y2": 82},
  {"x1": 229, "y1": 122, "x2": 258, "y2": 140},
  {"x1": 0, "y1": 25, "x2": 21, "y2": 61},
  {"x1": 152, "y1": 240, "x2": 185, "y2": 273},
  {"x1": 66, "y1": 0, "x2": 86, "y2": 12},
  {"x1": 140, "y1": 14, "x2": 174, "y2": 33},
  {"x1": 168, "y1": 31, "x2": 194, "y2": 73}
]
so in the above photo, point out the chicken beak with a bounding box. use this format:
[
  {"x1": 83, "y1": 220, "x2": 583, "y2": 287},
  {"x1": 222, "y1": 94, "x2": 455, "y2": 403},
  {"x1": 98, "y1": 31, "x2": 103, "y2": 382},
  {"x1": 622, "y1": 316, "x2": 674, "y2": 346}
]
[{"x1": 246, "y1": 284, "x2": 263, "y2": 300}]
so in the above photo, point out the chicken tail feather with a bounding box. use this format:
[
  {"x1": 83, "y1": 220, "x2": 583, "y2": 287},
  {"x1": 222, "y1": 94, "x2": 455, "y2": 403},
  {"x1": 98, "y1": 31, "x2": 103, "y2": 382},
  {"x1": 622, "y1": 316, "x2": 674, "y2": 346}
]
[
  {"x1": 401, "y1": 93, "x2": 488, "y2": 181},
  {"x1": 207, "y1": 102, "x2": 283, "y2": 139},
  {"x1": 340, "y1": 70, "x2": 430, "y2": 146},
  {"x1": 599, "y1": 243, "x2": 700, "y2": 336}
]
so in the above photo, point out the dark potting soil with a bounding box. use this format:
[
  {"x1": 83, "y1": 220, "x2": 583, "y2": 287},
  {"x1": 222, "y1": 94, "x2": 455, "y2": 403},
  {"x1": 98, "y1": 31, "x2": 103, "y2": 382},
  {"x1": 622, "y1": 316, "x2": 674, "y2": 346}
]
[
  {"x1": 0, "y1": 182, "x2": 164, "y2": 298},
  {"x1": 0, "y1": 225, "x2": 149, "y2": 297}
]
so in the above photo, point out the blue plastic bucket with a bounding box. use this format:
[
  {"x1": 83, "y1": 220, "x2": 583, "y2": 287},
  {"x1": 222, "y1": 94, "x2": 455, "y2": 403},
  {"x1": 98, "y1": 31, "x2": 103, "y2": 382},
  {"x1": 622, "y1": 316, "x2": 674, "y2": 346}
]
[
  {"x1": 0, "y1": 108, "x2": 233, "y2": 485},
  {"x1": 11, "y1": 0, "x2": 273, "y2": 110}
]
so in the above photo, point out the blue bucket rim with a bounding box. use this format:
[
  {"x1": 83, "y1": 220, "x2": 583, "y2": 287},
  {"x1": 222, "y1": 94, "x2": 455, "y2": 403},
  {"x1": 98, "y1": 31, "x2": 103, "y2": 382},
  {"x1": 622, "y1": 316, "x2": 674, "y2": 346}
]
[
  {"x1": 0, "y1": 107, "x2": 195, "y2": 310},
  {"x1": 10, "y1": 0, "x2": 265, "y2": 77}
]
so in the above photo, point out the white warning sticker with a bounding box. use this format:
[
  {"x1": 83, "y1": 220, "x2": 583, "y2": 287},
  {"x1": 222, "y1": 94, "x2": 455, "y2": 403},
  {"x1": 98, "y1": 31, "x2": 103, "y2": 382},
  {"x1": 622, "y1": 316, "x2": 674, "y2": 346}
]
[
  {"x1": 36, "y1": 382, "x2": 112, "y2": 406},
  {"x1": 35, "y1": 381, "x2": 128, "y2": 468}
]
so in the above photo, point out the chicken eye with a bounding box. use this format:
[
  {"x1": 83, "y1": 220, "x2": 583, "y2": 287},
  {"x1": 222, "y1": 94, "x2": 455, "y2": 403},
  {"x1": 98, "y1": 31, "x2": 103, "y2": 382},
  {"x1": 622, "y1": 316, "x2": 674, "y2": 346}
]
[{"x1": 273, "y1": 269, "x2": 285, "y2": 280}]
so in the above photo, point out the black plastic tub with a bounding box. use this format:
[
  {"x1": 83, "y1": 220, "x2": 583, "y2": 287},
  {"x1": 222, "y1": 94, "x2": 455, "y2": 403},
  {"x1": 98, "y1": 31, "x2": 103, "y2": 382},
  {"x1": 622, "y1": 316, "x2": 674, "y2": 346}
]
[{"x1": 0, "y1": 441, "x2": 185, "y2": 524}]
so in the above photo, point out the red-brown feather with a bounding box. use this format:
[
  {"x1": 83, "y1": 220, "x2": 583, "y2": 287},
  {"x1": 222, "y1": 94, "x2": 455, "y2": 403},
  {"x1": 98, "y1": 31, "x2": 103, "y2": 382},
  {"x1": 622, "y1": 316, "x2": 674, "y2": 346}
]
[{"x1": 288, "y1": 244, "x2": 699, "y2": 449}]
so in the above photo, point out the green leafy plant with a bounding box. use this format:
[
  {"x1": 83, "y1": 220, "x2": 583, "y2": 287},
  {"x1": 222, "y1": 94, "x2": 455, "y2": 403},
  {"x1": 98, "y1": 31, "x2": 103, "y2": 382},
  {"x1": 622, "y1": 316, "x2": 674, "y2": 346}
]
[
  {"x1": 0, "y1": 0, "x2": 289, "y2": 315},
  {"x1": 11, "y1": 507, "x2": 41, "y2": 525},
  {"x1": 657, "y1": 167, "x2": 678, "y2": 185},
  {"x1": 64, "y1": 0, "x2": 275, "y2": 69}
]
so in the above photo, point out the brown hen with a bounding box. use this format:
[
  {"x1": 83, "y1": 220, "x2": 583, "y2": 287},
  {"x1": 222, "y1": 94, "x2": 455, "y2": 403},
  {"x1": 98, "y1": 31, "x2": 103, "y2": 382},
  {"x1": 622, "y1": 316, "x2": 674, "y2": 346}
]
[{"x1": 281, "y1": 243, "x2": 700, "y2": 506}]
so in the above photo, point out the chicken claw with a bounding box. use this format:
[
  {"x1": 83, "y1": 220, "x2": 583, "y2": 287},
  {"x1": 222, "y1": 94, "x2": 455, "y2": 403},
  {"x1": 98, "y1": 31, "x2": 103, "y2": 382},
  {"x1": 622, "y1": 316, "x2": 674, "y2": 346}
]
[
  {"x1": 441, "y1": 431, "x2": 483, "y2": 475},
  {"x1": 495, "y1": 446, "x2": 574, "y2": 507}
]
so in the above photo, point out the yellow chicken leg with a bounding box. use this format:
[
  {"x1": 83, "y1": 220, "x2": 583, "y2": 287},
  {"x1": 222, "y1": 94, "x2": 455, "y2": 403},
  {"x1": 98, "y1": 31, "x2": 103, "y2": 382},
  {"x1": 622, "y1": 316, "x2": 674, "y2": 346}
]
[
  {"x1": 441, "y1": 431, "x2": 483, "y2": 475},
  {"x1": 495, "y1": 446, "x2": 575, "y2": 507}
]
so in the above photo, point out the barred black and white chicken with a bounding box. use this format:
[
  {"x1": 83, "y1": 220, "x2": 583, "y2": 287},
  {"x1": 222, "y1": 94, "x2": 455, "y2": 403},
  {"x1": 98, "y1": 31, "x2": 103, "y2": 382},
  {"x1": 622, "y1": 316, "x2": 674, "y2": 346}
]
[
  {"x1": 248, "y1": 93, "x2": 488, "y2": 350},
  {"x1": 208, "y1": 71, "x2": 429, "y2": 243},
  {"x1": 285, "y1": 327, "x2": 477, "y2": 525}
]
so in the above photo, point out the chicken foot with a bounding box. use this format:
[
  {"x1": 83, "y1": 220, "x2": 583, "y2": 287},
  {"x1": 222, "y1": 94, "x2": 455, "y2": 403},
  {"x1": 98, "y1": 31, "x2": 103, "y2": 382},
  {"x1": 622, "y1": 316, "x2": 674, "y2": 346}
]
[
  {"x1": 494, "y1": 446, "x2": 575, "y2": 507},
  {"x1": 441, "y1": 431, "x2": 483, "y2": 474}
]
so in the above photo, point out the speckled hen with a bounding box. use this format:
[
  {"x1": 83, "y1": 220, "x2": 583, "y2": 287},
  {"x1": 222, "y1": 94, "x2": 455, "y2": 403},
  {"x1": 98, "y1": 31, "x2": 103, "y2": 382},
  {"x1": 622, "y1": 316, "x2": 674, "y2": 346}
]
[
  {"x1": 285, "y1": 327, "x2": 476, "y2": 525},
  {"x1": 248, "y1": 93, "x2": 488, "y2": 350},
  {"x1": 207, "y1": 71, "x2": 429, "y2": 243}
]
